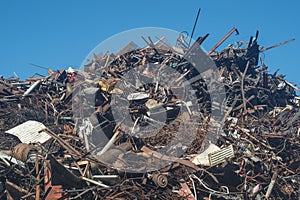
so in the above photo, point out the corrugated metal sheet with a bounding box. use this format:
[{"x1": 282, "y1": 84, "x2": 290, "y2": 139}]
[
  {"x1": 5, "y1": 120, "x2": 51, "y2": 144},
  {"x1": 190, "y1": 143, "x2": 220, "y2": 166},
  {"x1": 208, "y1": 145, "x2": 234, "y2": 166}
]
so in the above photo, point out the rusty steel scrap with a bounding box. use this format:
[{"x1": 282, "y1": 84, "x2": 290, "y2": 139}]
[{"x1": 0, "y1": 29, "x2": 300, "y2": 200}]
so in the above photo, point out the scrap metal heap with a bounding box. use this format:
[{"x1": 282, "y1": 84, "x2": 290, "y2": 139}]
[{"x1": 0, "y1": 29, "x2": 299, "y2": 199}]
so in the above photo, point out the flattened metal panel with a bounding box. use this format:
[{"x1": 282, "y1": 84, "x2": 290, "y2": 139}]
[{"x1": 5, "y1": 120, "x2": 51, "y2": 144}]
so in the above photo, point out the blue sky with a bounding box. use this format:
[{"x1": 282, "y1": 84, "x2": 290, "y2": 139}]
[{"x1": 0, "y1": 1, "x2": 299, "y2": 86}]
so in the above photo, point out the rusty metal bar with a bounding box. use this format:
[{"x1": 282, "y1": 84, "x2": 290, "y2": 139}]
[{"x1": 207, "y1": 27, "x2": 238, "y2": 54}]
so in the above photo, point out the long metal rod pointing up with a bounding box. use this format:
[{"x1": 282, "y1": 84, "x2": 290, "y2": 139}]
[{"x1": 188, "y1": 8, "x2": 201, "y2": 47}]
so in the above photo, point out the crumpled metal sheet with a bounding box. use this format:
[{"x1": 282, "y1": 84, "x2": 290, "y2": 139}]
[{"x1": 5, "y1": 120, "x2": 51, "y2": 144}]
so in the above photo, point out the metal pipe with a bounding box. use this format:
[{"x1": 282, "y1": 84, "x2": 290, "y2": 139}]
[
  {"x1": 98, "y1": 130, "x2": 120, "y2": 156},
  {"x1": 23, "y1": 80, "x2": 41, "y2": 97}
]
